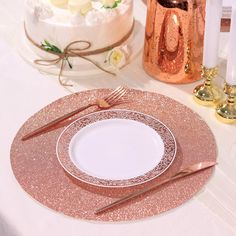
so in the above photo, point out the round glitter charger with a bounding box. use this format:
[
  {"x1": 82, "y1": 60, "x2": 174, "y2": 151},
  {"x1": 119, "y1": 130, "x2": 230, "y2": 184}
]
[{"x1": 10, "y1": 89, "x2": 217, "y2": 221}]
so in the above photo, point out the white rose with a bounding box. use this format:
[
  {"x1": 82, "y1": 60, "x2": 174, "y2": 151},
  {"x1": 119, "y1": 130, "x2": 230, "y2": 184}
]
[
  {"x1": 106, "y1": 45, "x2": 130, "y2": 69},
  {"x1": 68, "y1": 0, "x2": 92, "y2": 15},
  {"x1": 100, "y1": 0, "x2": 116, "y2": 8}
]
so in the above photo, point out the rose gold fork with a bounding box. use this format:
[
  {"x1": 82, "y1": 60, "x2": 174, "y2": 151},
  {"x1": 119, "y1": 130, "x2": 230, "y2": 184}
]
[{"x1": 22, "y1": 86, "x2": 128, "y2": 141}]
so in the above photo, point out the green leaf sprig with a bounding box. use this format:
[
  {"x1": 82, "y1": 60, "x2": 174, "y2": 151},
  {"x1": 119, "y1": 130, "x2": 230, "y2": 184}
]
[
  {"x1": 104, "y1": 0, "x2": 122, "y2": 9},
  {"x1": 41, "y1": 40, "x2": 73, "y2": 69},
  {"x1": 41, "y1": 40, "x2": 62, "y2": 53}
]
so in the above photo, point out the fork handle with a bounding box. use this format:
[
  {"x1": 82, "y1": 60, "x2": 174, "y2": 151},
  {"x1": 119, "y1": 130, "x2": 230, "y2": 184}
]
[{"x1": 22, "y1": 103, "x2": 95, "y2": 141}]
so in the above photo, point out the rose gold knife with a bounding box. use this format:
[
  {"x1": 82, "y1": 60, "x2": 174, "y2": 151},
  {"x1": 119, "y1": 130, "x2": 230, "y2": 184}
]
[{"x1": 95, "y1": 161, "x2": 217, "y2": 215}]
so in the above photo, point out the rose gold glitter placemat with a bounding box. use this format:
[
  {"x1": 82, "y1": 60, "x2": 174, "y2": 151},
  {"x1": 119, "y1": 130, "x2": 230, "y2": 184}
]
[{"x1": 10, "y1": 89, "x2": 217, "y2": 221}]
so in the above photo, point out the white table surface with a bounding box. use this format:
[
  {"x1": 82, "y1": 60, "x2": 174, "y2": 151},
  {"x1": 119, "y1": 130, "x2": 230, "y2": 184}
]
[{"x1": 0, "y1": 1, "x2": 236, "y2": 236}]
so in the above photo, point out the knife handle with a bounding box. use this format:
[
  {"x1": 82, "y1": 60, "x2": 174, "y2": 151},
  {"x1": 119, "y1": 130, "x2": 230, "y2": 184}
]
[{"x1": 22, "y1": 103, "x2": 94, "y2": 141}]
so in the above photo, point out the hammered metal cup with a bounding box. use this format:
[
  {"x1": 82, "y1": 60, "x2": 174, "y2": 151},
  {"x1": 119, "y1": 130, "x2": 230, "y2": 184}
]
[{"x1": 143, "y1": 0, "x2": 206, "y2": 84}]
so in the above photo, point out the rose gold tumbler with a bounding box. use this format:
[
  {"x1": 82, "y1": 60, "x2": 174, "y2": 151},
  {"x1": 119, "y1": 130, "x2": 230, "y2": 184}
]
[{"x1": 143, "y1": 0, "x2": 206, "y2": 84}]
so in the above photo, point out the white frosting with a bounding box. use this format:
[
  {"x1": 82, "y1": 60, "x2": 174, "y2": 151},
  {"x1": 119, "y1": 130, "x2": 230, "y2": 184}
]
[
  {"x1": 25, "y1": 0, "x2": 133, "y2": 51},
  {"x1": 34, "y1": 4, "x2": 53, "y2": 20},
  {"x1": 70, "y1": 12, "x2": 85, "y2": 25},
  {"x1": 27, "y1": 0, "x2": 40, "y2": 8},
  {"x1": 27, "y1": 0, "x2": 53, "y2": 20},
  {"x1": 85, "y1": 9, "x2": 105, "y2": 26}
]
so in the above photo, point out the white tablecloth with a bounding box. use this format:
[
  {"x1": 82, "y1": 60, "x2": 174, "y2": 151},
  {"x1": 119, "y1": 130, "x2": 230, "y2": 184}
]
[{"x1": 0, "y1": 1, "x2": 236, "y2": 235}]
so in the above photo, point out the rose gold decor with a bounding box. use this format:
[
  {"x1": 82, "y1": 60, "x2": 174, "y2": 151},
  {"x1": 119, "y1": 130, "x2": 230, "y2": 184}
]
[
  {"x1": 11, "y1": 89, "x2": 217, "y2": 221},
  {"x1": 143, "y1": 0, "x2": 206, "y2": 84},
  {"x1": 57, "y1": 109, "x2": 176, "y2": 187}
]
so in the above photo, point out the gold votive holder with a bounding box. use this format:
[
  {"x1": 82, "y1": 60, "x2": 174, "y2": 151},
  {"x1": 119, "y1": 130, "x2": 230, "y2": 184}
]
[
  {"x1": 216, "y1": 83, "x2": 236, "y2": 124},
  {"x1": 193, "y1": 66, "x2": 222, "y2": 106}
]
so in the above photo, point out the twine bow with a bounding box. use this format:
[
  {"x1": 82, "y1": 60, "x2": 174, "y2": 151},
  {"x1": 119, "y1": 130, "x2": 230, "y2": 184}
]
[
  {"x1": 24, "y1": 21, "x2": 135, "y2": 86},
  {"x1": 34, "y1": 40, "x2": 115, "y2": 86}
]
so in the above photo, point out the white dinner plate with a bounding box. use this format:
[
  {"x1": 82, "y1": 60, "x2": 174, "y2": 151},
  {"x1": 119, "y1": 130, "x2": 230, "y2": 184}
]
[{"x1": 56, "y1": 109, "x2": 177, "y2": 187}]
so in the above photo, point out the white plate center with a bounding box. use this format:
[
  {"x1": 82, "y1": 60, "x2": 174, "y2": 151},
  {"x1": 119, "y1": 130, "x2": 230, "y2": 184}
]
[{"x1": 69, "y1": 119, "x2": 165, "y2": 180}]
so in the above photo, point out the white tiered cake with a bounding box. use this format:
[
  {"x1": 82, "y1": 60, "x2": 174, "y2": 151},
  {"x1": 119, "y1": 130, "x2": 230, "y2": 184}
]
[{"x1": 25, "y1": 0, "x2": 133, "y2": 66}]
